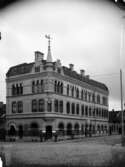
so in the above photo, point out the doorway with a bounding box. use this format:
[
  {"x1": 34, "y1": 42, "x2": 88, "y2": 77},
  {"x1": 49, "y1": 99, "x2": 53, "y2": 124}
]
[{"x1": 46, "y1": 125, "x2": 52, "y2": 139}]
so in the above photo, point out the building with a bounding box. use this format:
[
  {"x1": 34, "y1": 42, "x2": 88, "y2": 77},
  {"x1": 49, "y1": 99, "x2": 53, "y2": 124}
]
[
  {"x1": 0, "y1": 101, "x2": 6, "y2": 140},
  {"x1": 6, "y1": 36, "x2": 109, "y2": 140},
  {"x1": 109, "y1": 109, "x2": 125, "y2": 135}
]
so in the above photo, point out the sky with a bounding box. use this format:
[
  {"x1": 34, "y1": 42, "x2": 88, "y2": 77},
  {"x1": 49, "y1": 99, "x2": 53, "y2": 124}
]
[{"x1": 0, "y1": 0, "x2": 125, "y2": 110}]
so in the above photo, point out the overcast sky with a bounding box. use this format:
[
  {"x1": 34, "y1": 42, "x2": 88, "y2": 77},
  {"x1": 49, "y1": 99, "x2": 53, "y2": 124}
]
[{"x1": 0, "y1": 0, "x2": 125, "y2": 110}]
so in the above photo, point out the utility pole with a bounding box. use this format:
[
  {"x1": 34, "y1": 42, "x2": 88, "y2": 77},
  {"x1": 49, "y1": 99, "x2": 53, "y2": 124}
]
[
  {"x1": 120, "y1": 17, "x2": 125, "y2": 146},
  {"x1": 120, "y1": 69, "x2": 124, "y2": 145}
]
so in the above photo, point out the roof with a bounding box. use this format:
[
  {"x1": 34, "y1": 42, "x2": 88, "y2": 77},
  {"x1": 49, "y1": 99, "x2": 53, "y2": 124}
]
[
  {"x1": 6, "y1": 63, "x2": 34, "y2": 77},
  {"x1": 62, "y1": 66, "x2": 108, "y2": 91},
  {"x1": 6, "y1": 61, "x2": 108, "y2": 92}
]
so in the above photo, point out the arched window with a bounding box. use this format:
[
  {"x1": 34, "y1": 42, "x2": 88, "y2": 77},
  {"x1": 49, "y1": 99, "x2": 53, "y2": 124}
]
[
  {"x1": 8, "y1": 125, "x2": 16, "y2": 136},
  {"x1": 54, "y1": 99, "x2": 58, "y2": 112},
  {"x1": 12, "y1": 101, "x2": 17, "y2": 113},
  {"x1": 81, "y1": 105, "x2": 84, "y2": 116},
  {"x1": 67, "y1": 123, "x2": 72, "y2": 136},
  {"x1": 47, "y1": 100, "x2": 52, "y2": 112},
  {"x1": 74, "y1": 123, "x2": 79, "y2": 135},
  {"x1": 58, "y1": 122, "x2": 64, "y2": 135},
  {"x1": 59, "y1": 100, "x2": 63, "y2": 113},
  {"x1": 76, "y1": 104, "x2": 79, "y2": 115},
  {"x1": 39, "y1": 99, "x2": 44, "y2": 112},
  {"x1": 72, "y1": 103, "x2": 75, "y2": 114},
  {"x1": 66, "y1": 102, "x2": 70, "y2": 114},
  {"x1": 32, "y1": 99, "x2": 37, "y2": 112},
  {"x1": 17, "y1": 101, "x2": 23, "y2": 113}
]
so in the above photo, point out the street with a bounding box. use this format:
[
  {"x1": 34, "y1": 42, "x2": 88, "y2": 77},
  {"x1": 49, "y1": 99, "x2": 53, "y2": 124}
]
[{"x1": 0, "y1": 135, "x2": 125, "y2": 167}]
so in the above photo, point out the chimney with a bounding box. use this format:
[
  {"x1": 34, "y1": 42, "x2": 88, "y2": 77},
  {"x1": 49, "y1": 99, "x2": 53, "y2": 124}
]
[
  {"x1": 69, "y1": 64, "x2": 74, "y2": 71},
  {"x1": 80, "y1": 69, "x2": 85, "y2": 77},
  {"x1": 35, "y1": 51, "x2": 44, "y2": 62},
  {"x1": 86, "y1": 75, "x2": 90, "y2": 79}
]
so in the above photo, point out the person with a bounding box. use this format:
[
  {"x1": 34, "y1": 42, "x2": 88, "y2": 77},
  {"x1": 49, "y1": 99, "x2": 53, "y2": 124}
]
[
  {"x1": 40, "y1": 130, "x2": 43, "y2": 142},
  {"x1": 53, "y1": 131, "x2": 58, "y2": 142}
]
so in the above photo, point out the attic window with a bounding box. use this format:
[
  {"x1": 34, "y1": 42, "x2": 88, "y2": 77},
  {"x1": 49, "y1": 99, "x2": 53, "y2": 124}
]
[{"x1": 35, "y1": 66, "x2": 40, "y2": 72}]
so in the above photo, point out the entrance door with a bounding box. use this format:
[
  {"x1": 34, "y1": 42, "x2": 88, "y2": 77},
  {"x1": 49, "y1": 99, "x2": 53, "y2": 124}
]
[{"x1": 46, "y1": 126, "x2": 52, "y2": 139}]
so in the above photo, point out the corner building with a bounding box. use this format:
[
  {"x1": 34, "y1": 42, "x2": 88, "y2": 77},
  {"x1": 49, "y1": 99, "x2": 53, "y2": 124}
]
[{"x1": 6, "y1": 40, "x2": 109, "y2": 140}]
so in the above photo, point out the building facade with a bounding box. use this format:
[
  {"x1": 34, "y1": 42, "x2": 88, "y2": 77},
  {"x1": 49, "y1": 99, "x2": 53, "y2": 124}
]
[{"x1": 6, "y1": 38, "x2": 109, "y2": 140}]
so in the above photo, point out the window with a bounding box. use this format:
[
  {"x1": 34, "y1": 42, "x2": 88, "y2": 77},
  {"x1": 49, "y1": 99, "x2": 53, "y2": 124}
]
[
  {"x1": 97, "y1": 95, "x2": 100, "y2": 104},
  {"x1": 89, "y1": 107, "x2": 91, "y2": 116},
  {"x1": 12, "y1": 84, "x2": 16, "y2": 95},
  {"x1": 88, "y1": 92, "x2": 91, "y2": 102},
  {"x1": 92, "y1": 93, "x2": 95, "y2": 103},
  {"x1": 76, "y1": 104, "x2": 79, "y2": 115},
  {"x1": 81, "y1": 90, "x2": 83, "y2": 100},
  {"x1": 60, "y1": 83, "x2": 63, "y2": 94},
  {"x1": 54, "y1": 81, "x2": 57, "y2": 93},
  {"x1": 59, "y1": 101, "x2": 63, "y2": 113},
  {"x1": 102, "y1": 97, "x2": 108, "y2": 106},
  {"x1": 66, "y1": 102, "x2": 70, "y2": 114},
  {"x1": 32, "y1": 100, "x2": 37, "y2": 112},
  {"x1": 47, "y1": 101, "x2": 52, "y2": 112},
  {"x1": 72, "y1": 103, "x2": 75, "y2": 114},
  {"x1": 40, "y1": 80, "x2": 44, "y2": 92},
  {"x1": 55, "y1": 99, "x2": 58, "y2": 112},
  {"x1": 71, "y1": 86, "x2": 74, "y2": 97},
  {"x1": 67, "y1": 85, "x2": 69, "y2": 96},
  {"x1": 81, "y1": 105, "x2": 84, "y2": 116},
  {"x1": 39, "y1": 99, "x2": 44, "y2": 112},
  {"x1": 96, "y1": 108, "x2": 98, "y2": 117},
  {"x1": 76, "y1": 88, "x2": 79, "y2": 98},
  {"x1": 85, "y1": 91, "x2": 87, "y2": 101},
  {"x1": 85, "y1": 106, "x2": 88, "y2": 116},
  {"x1": 12, "y1": 83, "x2": 23, "y2": 96},
  {"x1": 32, "y1": 81, "x2": 35, "y2": 93},
  {"x1": 35, "y1": 66, "x2": 40, "y2": 72},
  {"x1": 12, "y1": 101, "x2": 17, "y2": 113},
  {"x1": 18, "y1": 101, "x2": 23, "y2": 113}
]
